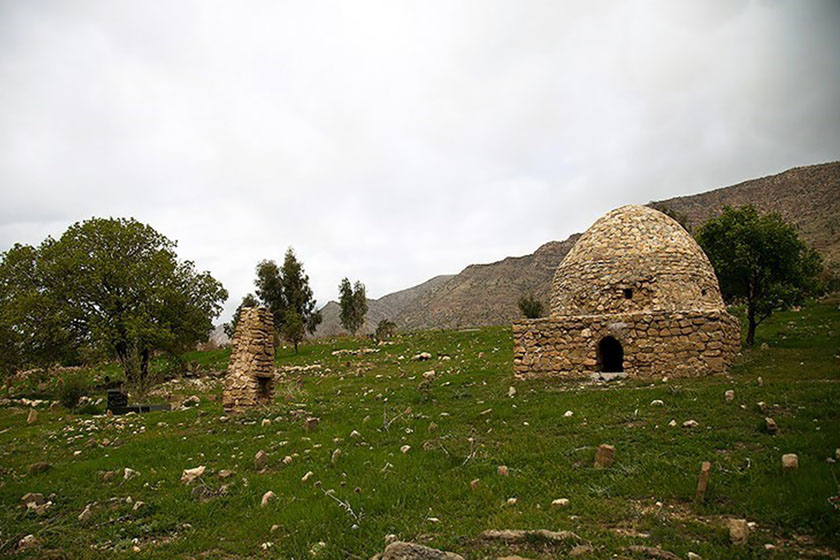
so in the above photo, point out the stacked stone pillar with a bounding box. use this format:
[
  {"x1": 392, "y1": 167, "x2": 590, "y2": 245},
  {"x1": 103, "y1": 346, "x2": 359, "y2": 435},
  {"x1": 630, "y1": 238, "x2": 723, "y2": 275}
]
[{"x1": 223, "y1": 306, "x2": 275, "y2": 413}]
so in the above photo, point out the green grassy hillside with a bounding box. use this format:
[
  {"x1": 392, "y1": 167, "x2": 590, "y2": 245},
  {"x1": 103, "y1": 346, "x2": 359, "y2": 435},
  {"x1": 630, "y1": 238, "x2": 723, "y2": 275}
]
[{"x1": 1, "y1": 301, "x2": 838, "y2": 559}]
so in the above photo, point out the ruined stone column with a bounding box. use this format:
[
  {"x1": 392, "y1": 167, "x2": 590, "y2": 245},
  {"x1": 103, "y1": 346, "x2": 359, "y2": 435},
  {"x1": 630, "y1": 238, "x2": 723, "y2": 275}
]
[{"x1": 223, "y1": 306, "x2": 275, "y2": 413}]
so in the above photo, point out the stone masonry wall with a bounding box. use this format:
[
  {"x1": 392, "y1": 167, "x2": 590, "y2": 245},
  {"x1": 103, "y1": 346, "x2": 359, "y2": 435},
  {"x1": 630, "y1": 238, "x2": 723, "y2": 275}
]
[
  {"x1": 513, "y1": 311, "x2": 740, "y2": 378},
  {"x1": 223, "y1": 306, "x2": 275, "y2": 413}
]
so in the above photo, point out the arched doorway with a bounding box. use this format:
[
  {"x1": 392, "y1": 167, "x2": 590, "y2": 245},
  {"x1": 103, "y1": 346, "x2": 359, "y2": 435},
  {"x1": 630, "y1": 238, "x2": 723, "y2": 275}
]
[{"x1": 597, "y1": 336, "x2": 623, "y2": 372}]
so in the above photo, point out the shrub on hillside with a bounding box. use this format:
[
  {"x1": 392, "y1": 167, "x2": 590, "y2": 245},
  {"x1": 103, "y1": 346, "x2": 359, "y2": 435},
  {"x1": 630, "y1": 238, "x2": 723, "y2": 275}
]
[
  {"x1": 57, "y1": 373, "x2": 88, "y2": 410},
  {"x1": 517, "y1": 294, "x2": 544, "y2": 319}
]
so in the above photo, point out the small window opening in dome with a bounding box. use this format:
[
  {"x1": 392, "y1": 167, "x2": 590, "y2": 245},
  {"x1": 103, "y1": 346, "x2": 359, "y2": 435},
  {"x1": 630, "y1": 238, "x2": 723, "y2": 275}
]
[
  {"x1": 597, "y1": 336, "x2": 623, "y2": 373},
  {"x1": 623, "y1": 288, "x2": 633, "y2": 299},
  {"x1": 701, "y1": 289, "x2": 707, "y2": 296}
]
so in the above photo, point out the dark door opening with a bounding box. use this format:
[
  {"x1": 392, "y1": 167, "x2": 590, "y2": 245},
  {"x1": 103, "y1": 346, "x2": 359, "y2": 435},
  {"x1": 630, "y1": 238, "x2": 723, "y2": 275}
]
[
  {"x1": 597, "y1": 336, "x2": 624, "y2": 372},
  {"x1": 257, "y1": 377, "x2": 273, "y2": 402}
]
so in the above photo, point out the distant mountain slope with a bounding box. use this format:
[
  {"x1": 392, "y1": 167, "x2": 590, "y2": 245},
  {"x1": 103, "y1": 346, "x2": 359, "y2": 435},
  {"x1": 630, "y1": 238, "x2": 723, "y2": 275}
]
[
  {"x1": 395, "y1": 237, "x2": 579, "y2": 331},
  {"x1": 219, "y1": 162, "x2": 838, "y2": 339},
  {"x1": 312, "y1": 274, "x2": 454, "y2": 337},
  {"x1": 389, "y1": 161, "x2": 838, "y2": 331},
  {"x1": 651, "y1": 161, "x2": 840, "y2": 273}
]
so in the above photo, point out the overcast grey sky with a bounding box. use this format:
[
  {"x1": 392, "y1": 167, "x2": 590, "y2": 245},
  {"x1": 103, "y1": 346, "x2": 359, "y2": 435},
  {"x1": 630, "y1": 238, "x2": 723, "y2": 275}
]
[{"x1": 1, "y1": 1, "x2": 839, "y2": 321}]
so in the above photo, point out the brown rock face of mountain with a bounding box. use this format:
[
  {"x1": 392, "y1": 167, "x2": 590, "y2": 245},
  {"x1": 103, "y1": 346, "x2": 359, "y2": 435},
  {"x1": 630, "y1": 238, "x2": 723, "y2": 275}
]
[
  {"x1": 310, "y1": 161, "x2": 838, "y2": 336},
  {"x1": 651, "y1": 161, "x2": 839, "y2": 274},
  {"x1": 395, "y1": 236, "x2": 579, "y2": 331}
]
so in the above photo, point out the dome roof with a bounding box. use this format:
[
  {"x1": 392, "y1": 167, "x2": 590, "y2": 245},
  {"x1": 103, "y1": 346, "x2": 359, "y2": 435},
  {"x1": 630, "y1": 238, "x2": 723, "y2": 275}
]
[{"x1": 550, "y1": 205, "x2": 725, "y2": 317}]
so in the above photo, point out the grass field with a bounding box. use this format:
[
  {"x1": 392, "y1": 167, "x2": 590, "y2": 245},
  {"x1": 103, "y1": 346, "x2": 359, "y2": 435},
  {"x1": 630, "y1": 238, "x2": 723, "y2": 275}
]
[{"x1": 1, "y1": 301, "x2": 838, "y2": 559}]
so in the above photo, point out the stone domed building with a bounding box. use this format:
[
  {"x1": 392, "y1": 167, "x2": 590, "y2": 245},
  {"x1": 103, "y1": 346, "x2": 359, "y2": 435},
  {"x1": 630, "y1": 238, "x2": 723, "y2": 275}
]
[{"x1": 513, "y1": 205, "x2": 740, "y2": 377}]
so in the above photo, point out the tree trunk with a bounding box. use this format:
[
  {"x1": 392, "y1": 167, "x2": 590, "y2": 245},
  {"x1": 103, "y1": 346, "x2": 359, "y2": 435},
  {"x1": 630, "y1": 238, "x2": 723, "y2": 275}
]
[
  {"x1": 140, "y1": 347, "x2": 150, "y2": 381},
  {"x1": 746, "y1": 305, "x2": 757, "y2": 347}
]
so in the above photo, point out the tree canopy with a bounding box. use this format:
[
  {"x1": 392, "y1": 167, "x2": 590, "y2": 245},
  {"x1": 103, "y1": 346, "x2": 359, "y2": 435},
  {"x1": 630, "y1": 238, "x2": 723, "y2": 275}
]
[
  {"x1": 339, "y1": 278, "x2": 367, "y2": 335},
  {"x1": 249, "y1": 248, "x2": 321, "y2": 351},
  {"x1": 696, "y1": 205, "x2": 823, "y2": 346},
  {"x1": 0, "y1": 218, "x2": 228, "y2": 385}
]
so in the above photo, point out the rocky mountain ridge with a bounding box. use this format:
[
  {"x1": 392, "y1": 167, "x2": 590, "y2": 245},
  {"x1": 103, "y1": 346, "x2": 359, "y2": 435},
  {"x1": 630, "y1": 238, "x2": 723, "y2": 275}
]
[{"x1": 217, "y1": 161, "x2": 838, "y2": 339}]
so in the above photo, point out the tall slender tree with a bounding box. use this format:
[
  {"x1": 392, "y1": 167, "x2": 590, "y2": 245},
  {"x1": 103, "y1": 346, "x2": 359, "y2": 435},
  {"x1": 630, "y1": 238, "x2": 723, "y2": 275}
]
[
  {"x1": 339, "y1": 278, "x2": 367, "y2": 335},
  {"x1": 251, "y1": 248, "x2": 321, "y2": 351}
]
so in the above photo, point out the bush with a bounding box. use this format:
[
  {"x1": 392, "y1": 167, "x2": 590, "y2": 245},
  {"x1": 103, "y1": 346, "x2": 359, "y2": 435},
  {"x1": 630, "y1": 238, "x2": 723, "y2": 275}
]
[
  {"x1": 57, "y1": 373, "x2": 88, "y2": 410},
  {"x1": 518, "y1": 294, "x2": 544, "y2": 319},
  {"x1": 375, "y1": 319, "x2": 397, "y2": 340}
]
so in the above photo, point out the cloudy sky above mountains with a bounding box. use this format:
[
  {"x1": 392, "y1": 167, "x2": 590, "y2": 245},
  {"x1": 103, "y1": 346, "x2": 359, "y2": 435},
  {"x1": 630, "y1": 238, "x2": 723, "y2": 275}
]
[{"x1": 1, "y1": 1, "x2": 839, "y2": 321}]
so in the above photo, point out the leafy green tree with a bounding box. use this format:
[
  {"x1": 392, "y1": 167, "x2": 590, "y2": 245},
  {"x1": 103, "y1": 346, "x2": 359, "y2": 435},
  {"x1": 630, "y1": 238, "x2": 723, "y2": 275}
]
[
  {"x1": 517, "y1": 293, "x2": 544, "y2": 319},
  {"x1": 224, "y1": 293, "x2": 258, "y2": 338},
  {"x1": 339, "y1": 278, "x2": 367, "y2": 335},
  {"x1": 252, "y1": 248, "x2": 321, "y2": 348},
  {"x1": 282, "y1": 309, "x2": 305, "y2": 353},
  {"x1": 280, "y1": 248, "x2": 322, "y2": 335},
  {"x1": 0, "y1": 218, "x2": 228, "y2": 387},
  {"x1": 255, "y1": 259, "x2": 284, "y2": 324},
  {"x1": 696, "y1": 205, "x2": 823, "y2": 346},
  {"x1": 1, "y1": 243, "x2": 80, "y2": 383}
]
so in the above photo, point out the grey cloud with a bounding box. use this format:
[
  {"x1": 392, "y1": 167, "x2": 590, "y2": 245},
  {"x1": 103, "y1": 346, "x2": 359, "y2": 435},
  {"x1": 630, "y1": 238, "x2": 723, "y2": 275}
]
[{"x1": 1, "y1": 0, "x2": 838, "y2": 321}]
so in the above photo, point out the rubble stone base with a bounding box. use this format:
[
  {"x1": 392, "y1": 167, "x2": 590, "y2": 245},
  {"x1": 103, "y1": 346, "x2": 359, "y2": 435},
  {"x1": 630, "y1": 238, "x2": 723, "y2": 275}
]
[{"x1": 513, "y1": 310, "x2": 740, "y2": 378}]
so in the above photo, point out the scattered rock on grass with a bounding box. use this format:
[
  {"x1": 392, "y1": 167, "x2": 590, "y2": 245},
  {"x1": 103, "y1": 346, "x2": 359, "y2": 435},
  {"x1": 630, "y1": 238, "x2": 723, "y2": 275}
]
[
  {"x1": 594, "y1": 444, "x2": 615, "y2": 468},
  {"x1": 683, "y1": 420, "x2": 699, "y2": 429},
  {"x1": 375, "y1": 541, "x2": 464, "y2": 560},
  {"x1": 781, "y1": 453, "x2": 799, "y2": 471},
  {"x1": 497, "y1": 465, "x2": 509, "y2": 476},
  {"x1": 551, "y1": 498, "x2": 570, "y2": 508},
  {"x1": 724, "y1": 390, "x2": 735, "y2": 402},
  {"x1": 181, "y1": 466, "x2": 206, "y2": 484},
  {"x1": 480, "y1": 529, "x2": 580, "y2": 544},
  {"x1": 124, "y1": 468, "x2": 140, "y2": 480},
  {"x1": 413, "y1": 352, "x2": 432, "y2": 361},
  {"x1": 28, "y1": 462, "x2": 51, "y2": 475},
  {"x1": 261, "y1": 491, "x2": 275, "y2": 507},
  {"x1": 625, "y1": 545, "x2": 681, "y2": 559},
  {"x1": 27, "y1": 409, "x2": 38, "y2": 424},
  {"x1": 17, "y1": 535, "x2": 40, "y2": 551},
  {"x1": 569, "y1": 544, "x2": 594, "y2": 557},
  {"x1": 764, "y1": 417, "x2": 778, "y2": 435},
  {"x1": 181, "y1": 395, "x2": 200, "y2": 408},
  {"x1": 78, "y1": 503, "x2": 93, "y2": 523},
  {"x1": 305, "y1": 417, "x2": 319, "y2": 431},
  {"x1": 400, "y1": 445, "x2": 411, "y2": 454},
  {"x1": 729, "y1": 518, "x2": 749, "y2": 545},
  {"x1": 254, "y1": 450, "x2": 268, "y2": 470}
]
